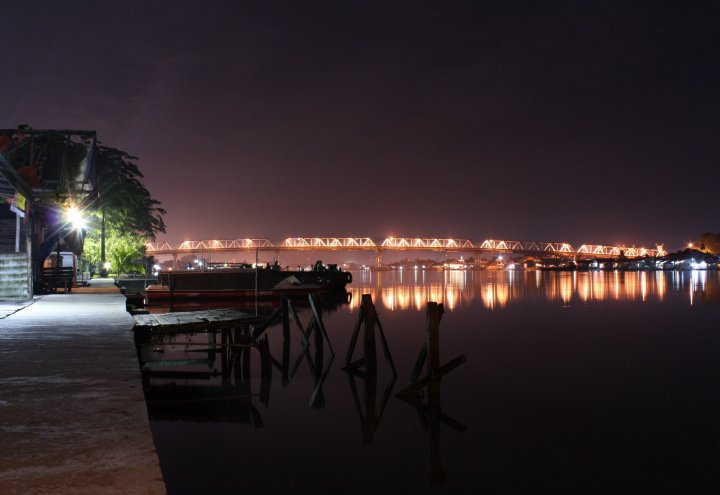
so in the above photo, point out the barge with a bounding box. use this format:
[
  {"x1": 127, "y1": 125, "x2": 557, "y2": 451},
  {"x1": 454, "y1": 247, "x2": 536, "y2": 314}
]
[{"x1": 146, "y1": 261, "x2": 352, "y2": 303}]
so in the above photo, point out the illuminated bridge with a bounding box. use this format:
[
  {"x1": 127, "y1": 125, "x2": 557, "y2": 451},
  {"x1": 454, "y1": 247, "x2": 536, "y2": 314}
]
[{"x1": 145, "y1": 237, "x2": 666, "y2": 265}]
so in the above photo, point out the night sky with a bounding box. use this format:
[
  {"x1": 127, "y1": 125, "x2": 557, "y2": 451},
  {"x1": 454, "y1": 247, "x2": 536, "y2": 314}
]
[{"x1": 2, "y1": 1, "x2": 719, "y2": 250}]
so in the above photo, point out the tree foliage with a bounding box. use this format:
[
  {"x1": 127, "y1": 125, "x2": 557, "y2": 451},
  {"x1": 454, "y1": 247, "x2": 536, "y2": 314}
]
[
  {"x1": 693, "y1": 233, "x2": 720, "y2": 254},
  {"x1": 83, "y1": 225, "x2": 146, "y2": 276},
  {"x1": 93, "y1": 145, "x2": 166, "y2": 239}
]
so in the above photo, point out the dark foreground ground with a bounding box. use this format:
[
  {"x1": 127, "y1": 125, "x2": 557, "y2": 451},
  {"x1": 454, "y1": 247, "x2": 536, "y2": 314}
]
[{"x1": 0, "y1": 279, "x2": 165, "y2": 494}]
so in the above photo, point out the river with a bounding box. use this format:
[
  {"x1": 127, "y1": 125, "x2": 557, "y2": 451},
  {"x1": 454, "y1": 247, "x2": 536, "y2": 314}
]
[{"x1": 138, "y1": 269, "x2": 720, "y2": 494}]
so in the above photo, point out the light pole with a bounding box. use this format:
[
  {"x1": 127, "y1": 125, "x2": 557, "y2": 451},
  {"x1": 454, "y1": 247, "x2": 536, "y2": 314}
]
[{"x1": 100, "y1": 206, "x2": 107, "y2": 277}]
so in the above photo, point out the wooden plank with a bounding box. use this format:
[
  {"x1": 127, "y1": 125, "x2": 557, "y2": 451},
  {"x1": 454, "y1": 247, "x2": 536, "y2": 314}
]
[{"x1": 133, "y1": 308, "x2": 256, "y2": 332}]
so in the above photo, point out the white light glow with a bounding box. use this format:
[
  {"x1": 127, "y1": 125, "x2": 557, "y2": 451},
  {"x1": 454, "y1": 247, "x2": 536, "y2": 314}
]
[{"x1": 65, "y1": 206, "x2": 86, "y2": 230}]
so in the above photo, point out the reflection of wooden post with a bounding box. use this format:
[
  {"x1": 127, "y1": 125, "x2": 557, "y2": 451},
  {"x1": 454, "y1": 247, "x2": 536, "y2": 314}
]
[
  {"x1": 343, "y1": 294, "x2": 397, "y2": 444},
  {"x1": 345, "y1": 294, "x2": 396, "y2": 375},
  {"x1": 208, "y1": 330, "x2": 217, "y2": 369},
  {"x1": 221, "y1": 329, "x2": 230, "y2": 381},
  {"x1": 258, "y1": 335, "x2": 272, "y2": 406},
  {"x1": 310, "y1": 314, "x2": 326, "y2": 408},
  {"x1": 363, "y1": 297, "x2": 378, "y2": 444},
  {"x1": 309, "y1": 294, "x2": 334, "y2": 357},
  {"x1": 395, "y1": 301, "x2": 465, "y2": 486},
  {"x1": 363, "y1": 295, "x2": 377, "y2": 367},
  {"x1": 426, "y1": 302, "x2": 444, "y2": 484},
  {"x1": 242, "y1": 330, "x2": 251, "y2": 393},
  {"x1": 281, "y1": 337, "x2": 290, "y2": 386},
  {"x1": 281, "y1": 296, "x2": 290, "y2": 341}
]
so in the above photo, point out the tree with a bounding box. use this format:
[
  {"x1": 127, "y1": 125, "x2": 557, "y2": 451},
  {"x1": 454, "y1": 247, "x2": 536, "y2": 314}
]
[
  {"x1": 92, "y1": 145, "x2": 166, "y2": 239},
  {"x1": 83, "y1": 226, "x2": 146, "y2": 276},
  {"x1": 693, "y1": 233, "x2": 720, "y2": 254},
  {"x1": 106, "y1": 232, "x2": 145, "y2": 276},
  {"x1": 2, "y1": 128, "x2": 165, "y2": 285}
]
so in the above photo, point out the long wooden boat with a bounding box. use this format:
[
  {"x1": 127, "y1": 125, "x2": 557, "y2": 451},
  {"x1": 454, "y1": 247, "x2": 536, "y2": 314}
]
[{"x1": 145, "y1": 262, "x2": 352, "y2": 303}]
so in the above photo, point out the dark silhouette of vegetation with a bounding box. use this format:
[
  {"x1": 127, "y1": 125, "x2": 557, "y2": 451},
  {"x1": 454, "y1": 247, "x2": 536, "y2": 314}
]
[
  {"x1": 93, "y1": 145, "x2": 166, "y2": 238},
  {"x1": 693, "y1": 233, "x2": 720, "y2": 254},
  {"x1": 1, "y1": 127, "x2": 165, "y2": 275}
]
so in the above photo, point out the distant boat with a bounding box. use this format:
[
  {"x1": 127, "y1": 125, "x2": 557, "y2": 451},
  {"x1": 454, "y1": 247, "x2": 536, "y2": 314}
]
[{"x1": 145, "y1": 261, "x2": 351, "y2": 303}]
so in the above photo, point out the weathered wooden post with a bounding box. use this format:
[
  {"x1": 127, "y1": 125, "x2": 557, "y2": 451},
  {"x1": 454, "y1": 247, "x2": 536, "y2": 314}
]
[
  {"x1": 363, "y1": 294, "x2": 378, "y2": 368},
  {"x1": 343, "y1": 294, "x2": 398, "y2": 444},
  {"x1": 309, "y1": 294, "x2": 334, "y2": 357},
  {"x1": 345, "y1": 294, "x2": 396, "y2": 375},
  {"x1": 395, "y1": 301, "x2": 466, "y2": 486},
  {"x1": 426, "y1": 302, "x2": 444, "y2": 485},
  {"x1": 427, "y1": 302, "x2": 443, "y2": 382}
]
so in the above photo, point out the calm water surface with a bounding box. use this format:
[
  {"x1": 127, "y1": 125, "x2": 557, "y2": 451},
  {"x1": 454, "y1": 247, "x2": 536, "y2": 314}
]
[{"x1": 139, "y1": 270, "x2": 720, "y2": 495}]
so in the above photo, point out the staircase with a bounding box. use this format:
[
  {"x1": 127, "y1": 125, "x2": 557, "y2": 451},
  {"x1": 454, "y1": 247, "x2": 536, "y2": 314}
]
[{"x1": 0, "y1": 252, "x2": 32, "y2": 300}]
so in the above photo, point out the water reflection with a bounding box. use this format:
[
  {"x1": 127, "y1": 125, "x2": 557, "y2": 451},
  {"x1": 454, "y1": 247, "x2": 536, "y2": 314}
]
[
  {"x1": 136, "y1": 327, "x2": 273, "y2": 425},
  {"x1": 135, "y1": 295, "x2": 470, "y2": 490},
  {"x1": 349, "y1": 270, "x2": 720, "y2": 310},
  {"x1": 342, "y1": 295, "x2": 397, "y2": 444},
  {"x1": 142, "y1": 271, "x2": 720, "y2": 494},
  {"x1": 395, "y1": 302, "x2": 467, "y2": 485}
]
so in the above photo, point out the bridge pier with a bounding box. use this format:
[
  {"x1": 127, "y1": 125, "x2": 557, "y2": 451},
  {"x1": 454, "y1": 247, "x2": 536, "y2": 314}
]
[{"x1": 374, "y1": 250, "x2": 382, "y2": 269}]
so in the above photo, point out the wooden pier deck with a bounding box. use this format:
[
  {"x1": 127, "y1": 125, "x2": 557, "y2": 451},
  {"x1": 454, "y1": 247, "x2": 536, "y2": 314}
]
[{"x1": 133, "y1": 308, "x2": 257, "y2": 332}]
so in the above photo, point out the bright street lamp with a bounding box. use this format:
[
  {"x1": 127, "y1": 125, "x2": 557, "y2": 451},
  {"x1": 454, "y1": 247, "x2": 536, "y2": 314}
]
[{"x1": 65, "y1": 205, "x2": 86, "y2": 231}]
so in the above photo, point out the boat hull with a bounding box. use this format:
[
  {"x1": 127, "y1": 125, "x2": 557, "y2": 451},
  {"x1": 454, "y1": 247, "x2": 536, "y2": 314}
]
[
  {"x1": 146, "y1": 266, "x2": 352, "y2": 303},
  {"x1": 146, "y1": 285, "x2": 328, "y2": 301}
]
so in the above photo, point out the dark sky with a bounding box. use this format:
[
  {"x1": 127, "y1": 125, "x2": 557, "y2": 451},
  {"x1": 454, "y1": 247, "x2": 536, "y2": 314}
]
[{"x1": 2, "y1": 0, "x2": 719, "y2": 250}]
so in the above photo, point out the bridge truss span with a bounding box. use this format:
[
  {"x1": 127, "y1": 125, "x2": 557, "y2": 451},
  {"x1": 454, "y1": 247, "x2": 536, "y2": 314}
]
[
  {"x1": 145, "y1": 237, "x2": 667, "y2": 259},
  {"x1": 380, "y1": 237, "x2": 476, "y2": 250},
  {"x1": 281, "y1": 237, "x2": 377, "y2": 249}
]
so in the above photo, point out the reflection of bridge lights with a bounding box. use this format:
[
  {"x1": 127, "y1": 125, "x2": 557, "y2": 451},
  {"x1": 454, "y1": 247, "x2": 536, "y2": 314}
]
[
  {"x1": 690, "y1": 270, "x2": 707, "y2": 306},
  {"x1": 344, "y1": 269, "x2": 694, "y2": 311},
  {"x1": 428, "y1": 285, "x2": 444, "y2": 305},
  {"x1": 613, "y1": 271, "x2": 620, "y2": 300},
  {"x1": 481, "y1": 284, "x2": 495, "y2": 309},
  {"x1": 383, "y1": 288, "x2": 395, "y2": 311},
  {"x1": 641, "y1": 271, "x2": 648, "y2": 302},
  {"x1": 396, "y1": 287, "x2": 411, "y2": 310},
  {"x1": 655, "y1": 271, "x2": 666, "y2": 301},
  {"x1": 414, "y1": 288, "x2": 424, "y2": 310},
  {"x1": 480, "y1": 281, "x2": 509, "y2": 309},
  {"x1": 559, "y1": 273, "x2": 572, "y2": 303},
  {"x1": 624, "y1": 272, "x2": 637, "y2": 300},
  {"x1": 445, "y1": 287, "x2": 457, "y2": 310},
  {"x1": 578, "y1": 274, "x2": 590, "y2": 302}
]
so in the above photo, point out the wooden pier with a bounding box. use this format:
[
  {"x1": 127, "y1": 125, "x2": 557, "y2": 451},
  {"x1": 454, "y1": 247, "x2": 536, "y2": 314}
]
[{"x1": 133, "y1": 308, "x2": 257, "y2": 332}]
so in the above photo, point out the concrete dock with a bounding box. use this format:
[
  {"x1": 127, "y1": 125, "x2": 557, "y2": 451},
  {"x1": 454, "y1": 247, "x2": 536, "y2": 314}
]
[{"x1": 0, "y1": 279, "x2": 165, "y2": 494}]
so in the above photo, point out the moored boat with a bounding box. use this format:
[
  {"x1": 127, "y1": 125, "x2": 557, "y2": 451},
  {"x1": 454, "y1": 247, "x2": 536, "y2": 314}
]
[{"x1": 146, "y1": 261, "x2": 351, "y2": 303}]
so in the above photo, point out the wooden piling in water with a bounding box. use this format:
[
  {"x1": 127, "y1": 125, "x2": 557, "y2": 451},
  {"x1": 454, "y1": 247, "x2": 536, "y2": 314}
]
[{"x1": 344, "y1": 294, "x2": 396, "y2": 376}]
